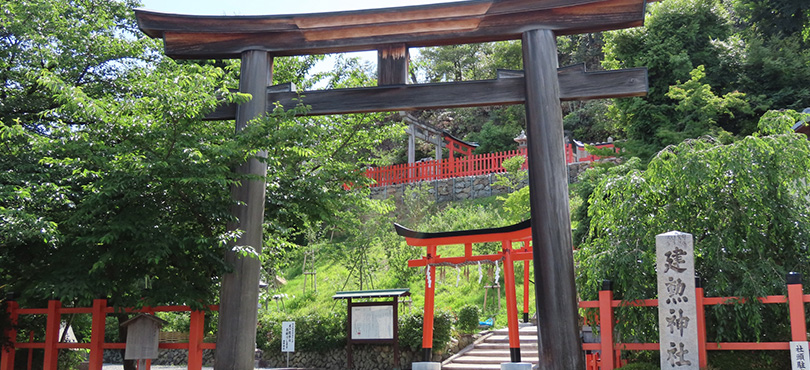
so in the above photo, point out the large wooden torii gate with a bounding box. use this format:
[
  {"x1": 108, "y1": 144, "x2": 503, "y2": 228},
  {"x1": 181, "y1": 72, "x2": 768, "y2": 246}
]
[{"x1": 135, "y1": 1, "x2": 653, "y2": 369}]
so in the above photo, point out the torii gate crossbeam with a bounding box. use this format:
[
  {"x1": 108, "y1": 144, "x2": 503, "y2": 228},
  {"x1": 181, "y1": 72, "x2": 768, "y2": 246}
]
[{"x1": 135, "y1": 1, "x2": 654, "y2": 369}]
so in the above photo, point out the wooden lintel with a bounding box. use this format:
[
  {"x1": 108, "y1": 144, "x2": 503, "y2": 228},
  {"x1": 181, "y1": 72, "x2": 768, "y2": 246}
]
[
  {"x1": 203, "y1": 66, "x2": 647, "y2": 120},
  {"x1": 136, "y1": 0, "x2": 649, "y2": 59}
]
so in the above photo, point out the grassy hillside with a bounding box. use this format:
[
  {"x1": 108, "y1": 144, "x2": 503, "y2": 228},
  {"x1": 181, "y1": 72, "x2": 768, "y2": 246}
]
[{"x1": 262, "y1": 193, "x2": 540, "y2": 329}]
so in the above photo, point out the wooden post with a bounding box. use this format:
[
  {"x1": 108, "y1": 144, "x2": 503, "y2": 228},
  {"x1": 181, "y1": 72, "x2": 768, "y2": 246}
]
[
  {"x1": 787, "y1": 272, "x2": 807, "y2": 341},
  {"x1": 89, "y1": 299, "x2": 107, "y2": 370},
  {"x1": 216, "y1": 50, "x2": 273, "y2": 370},
  {"x1": 695, "y1": 279, "x2": 708, "y2": 369},
  {"x1": 377, "y1": 44, "x2": 408, "y2": 86},
  {"x1": 598, "y1": 282, "x2": 615, "y2": 370},
  {"x1": 523, "y1": 260, "x2": 530, "y2": 323},
  {"x1": 0, "y1": 301, "x2": 18, "y2": 370},
  {"x1": 502, "y1": 240, "x2": 521, "y2": 362},
  {"x1": 422, "y1": 245, "x2": 437, "y2": 362},
  {"x1": 43, "y1": 300, "x2": 61, "y2": 370},
  {"x1": 393, "y1": 297, "x2": 400, "y2": 369},
  {"x1": 347, "y1": 298, "x2": 353, "y2": 369},
  {"x1": 522, "y1": 28, "x2": 584, "y2": 369},
  {"x1": 188, "y1": 310, "x2": 205, "y2": 370}
]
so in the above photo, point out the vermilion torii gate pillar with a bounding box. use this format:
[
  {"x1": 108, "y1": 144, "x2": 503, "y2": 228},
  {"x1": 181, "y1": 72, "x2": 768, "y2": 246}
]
[{"x1": 135, "y1": 1, "x2": 653, "y2": 369}]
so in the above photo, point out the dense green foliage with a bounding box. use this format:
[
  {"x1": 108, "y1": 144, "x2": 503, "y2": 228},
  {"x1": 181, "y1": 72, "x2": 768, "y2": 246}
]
[
  {"x1": 455, "y1": 305, "x2": 481, "y2": 334},
  {"x1": 575, "y1": 110, "x2": 810, "y2": 342},
  {"x1": 398, "y1": 311, "x2": 454, "y2": 352},
  {"x1": 0, "y1": 0, "x2": 401, "y2": 320},
  {"x1": 258, "y1": 311, "x2": 346, "y2": 353}
]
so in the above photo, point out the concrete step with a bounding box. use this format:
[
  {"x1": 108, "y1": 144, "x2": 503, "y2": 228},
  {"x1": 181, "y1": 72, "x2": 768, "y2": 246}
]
[
  {"x1": 464, "y1": 349, "x2": 540, "y2": 357},
  {"x1": 442, "y1": 363, "x2": 506, "y2": 370},
  {"x1": 485, "y1": 335, "x2": 539, "y2": 343},
  {"x1": 491, "y1": 326, "x2": 538, "y2": 335},
  {"x1": 475, "y1": 342, "x2": 538, "y2": 350},
  {"x1": 453, "y1": 356, "x2": 540, "y2": 364}
]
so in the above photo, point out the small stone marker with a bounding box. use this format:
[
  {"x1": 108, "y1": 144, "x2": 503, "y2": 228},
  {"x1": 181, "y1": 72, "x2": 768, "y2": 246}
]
[
  {"x1": 656, "y1": 231, "x2": 699, "y2": 369},
  {"x1": 792, "y1": 341, "x2": 810, "y2": 370}
]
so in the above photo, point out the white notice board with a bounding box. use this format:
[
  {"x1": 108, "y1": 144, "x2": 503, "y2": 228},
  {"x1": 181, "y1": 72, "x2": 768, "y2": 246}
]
[
  {"x1": 281, "y1": 321, "x2": 295, "y2": 352},
  {"x1": 351, "y1": 305, "x2": 394, "y2": 340}
]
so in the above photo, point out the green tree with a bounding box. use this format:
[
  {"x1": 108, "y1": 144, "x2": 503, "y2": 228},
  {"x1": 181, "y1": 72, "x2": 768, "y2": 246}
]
[
  {"x1": 575, "y1": 110, "x2": 810, "y2": 342},
  {"x1": 0, "y1": 0, "x2": 401, "y2": 316},
  {"x1": 603, "y1": 0, "x2": 738, "y2": 159}
]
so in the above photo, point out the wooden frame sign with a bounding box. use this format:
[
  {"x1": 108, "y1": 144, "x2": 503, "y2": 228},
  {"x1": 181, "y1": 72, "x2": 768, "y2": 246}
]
[{"x1": 334, "y1": 289, "x2": 409, "y2": 369}]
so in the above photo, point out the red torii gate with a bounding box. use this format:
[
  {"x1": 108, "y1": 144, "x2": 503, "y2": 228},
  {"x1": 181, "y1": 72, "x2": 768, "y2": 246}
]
[{"x1": 394, "y1": 220, "x2": 534, "y2": 363}]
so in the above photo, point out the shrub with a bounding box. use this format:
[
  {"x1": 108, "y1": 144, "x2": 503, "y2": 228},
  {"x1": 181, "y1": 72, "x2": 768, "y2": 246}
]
[
  {"x1": 456, "y1": 305, "x2": 480, "y2": 333},
  {"x1": 619, "y1": 363, "x2": 659, "y2": 370},
  {"x1": 258, "y1": 311, "x2": 346, "y2": 353},
  {"x1": 398, "y1": 310, "x2": 453, "y2": 352}
]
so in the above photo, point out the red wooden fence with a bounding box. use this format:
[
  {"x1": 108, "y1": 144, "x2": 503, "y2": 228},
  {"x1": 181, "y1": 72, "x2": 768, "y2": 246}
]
[
  {"x1": 1, "y1": 299, "x2": 216, "y2": 370},
  {"x1": 579, "y1": 276, "x2": 808, "y2": 369},
  {"x1": 366, "y1": 142, "x2": 617, "y2": 188}
]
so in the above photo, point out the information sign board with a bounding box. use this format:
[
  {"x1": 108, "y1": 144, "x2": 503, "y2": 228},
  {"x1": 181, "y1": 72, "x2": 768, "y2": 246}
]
[{"x1": 351, "y1": 305, "x2": 394, "y2": 340}]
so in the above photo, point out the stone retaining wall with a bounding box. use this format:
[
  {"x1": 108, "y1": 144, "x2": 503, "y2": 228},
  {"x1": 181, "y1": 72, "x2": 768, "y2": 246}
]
[
  {"x1": 103, "y1": 334, "x2": 477, "y2": 370},
  {"x1": 102, "y1": 349, "x2": 215, "y2": 366},
  {"x1": 370, "y1": 161, "x2": 595, "y2": 203},
  {"x1": 261, "y1": 334, "x2": 477, "y2": 370}
]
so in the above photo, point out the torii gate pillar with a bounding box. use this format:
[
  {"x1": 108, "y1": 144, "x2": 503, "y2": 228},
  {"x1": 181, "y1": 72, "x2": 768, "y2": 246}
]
[
  {"x1": 522, "y1": 29, "x2": 584, "y2": 369},
  {"x1": 216, "y1": 50, "x2": 273, "y2": 370}
]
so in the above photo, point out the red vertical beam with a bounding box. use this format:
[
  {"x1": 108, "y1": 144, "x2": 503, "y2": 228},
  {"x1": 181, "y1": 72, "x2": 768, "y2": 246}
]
[
  {"x1": 1, "y1": 301, "x2": 19, "y2": 370},
  {"x1": 598, "y1": 282, "x2": 614, "y2": 370},
  {"x1": 27, "y1": 332, "x2": 33, "y2": 370},
  {"x1": 43, "y1": 300, "x2": 61, "y2": 370},
  {"x1": 523, "y1": 260, "x2": 530, "y2": 323},
  {"x1": 188, "y1": 310, "x2": 205, "y2": 370},
  {"x1": 787, "y1": 272, "x2": 807, "y2": 341},
  {"x1": 695, "y1": 280, "x2": 707, "y2": 369},
  {"x1": 421, "y1": 245, "x2": 437, "y2": 362},
  {"x1": 89, "y1": 299, "x2": 107, "y2": 370},
  {"x1": 502, "y1": 240, "x2": 521, "y2": 362}
]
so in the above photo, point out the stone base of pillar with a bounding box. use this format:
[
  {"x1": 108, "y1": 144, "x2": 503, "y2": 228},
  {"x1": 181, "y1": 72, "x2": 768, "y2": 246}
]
[
  {"x1": 411, "y1": 362, "x2": 442, "y2": 370},
  {"x1": 501, "y1": 362, "x2": 533, "y2": 370}
]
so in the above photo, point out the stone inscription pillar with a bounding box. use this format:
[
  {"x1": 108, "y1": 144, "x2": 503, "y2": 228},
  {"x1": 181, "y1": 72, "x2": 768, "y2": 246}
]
[{"x1": 656, "y1": 231, "x2": 699, "y2": 369}]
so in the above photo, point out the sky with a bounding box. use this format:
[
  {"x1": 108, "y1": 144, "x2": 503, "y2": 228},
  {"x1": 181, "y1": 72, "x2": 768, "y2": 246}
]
[{"x1": 138, "y1": 0, "x2": 465, "y2": 15}]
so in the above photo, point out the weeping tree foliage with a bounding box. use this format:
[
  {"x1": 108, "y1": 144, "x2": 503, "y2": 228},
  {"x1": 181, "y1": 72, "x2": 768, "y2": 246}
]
[{"x1": 575, "y1": 110, "x2": 810, "y2": 342}]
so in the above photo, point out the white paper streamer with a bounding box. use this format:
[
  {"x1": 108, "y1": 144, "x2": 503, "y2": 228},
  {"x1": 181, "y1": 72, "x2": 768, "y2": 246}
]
[
  {"x1": 494, "y1": 260, "x2": 500, "y2": 282},
  {"x1": 426, "y1": 265, "x2": 432, "y2": 289},
  {"x1": 477, "y1": 261, "x2": 483, "y2": 284}
]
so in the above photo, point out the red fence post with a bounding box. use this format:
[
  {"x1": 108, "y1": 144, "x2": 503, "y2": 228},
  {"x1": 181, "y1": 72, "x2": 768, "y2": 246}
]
[
  {"x1": 89, "y1": 299, "x2": 107, "y2": 370},
  {"x1": 695, "y1": 278, "x2": 708, "y2": 368},
  {"x1": 188, "y1": 310, "x2": 205, "y2": 370},
  {"x1": 1, "y1": 301, "x2": 19, "y2": 370},
  {"x1": 43, "y1": 300, "x2": 61, "y2": 370},
  {"x1": 787, "y1": 272, "x2": 807, "y2": 341},
  {"x1": 598, "y1": 281, "x2": 615, "y2": 370}
]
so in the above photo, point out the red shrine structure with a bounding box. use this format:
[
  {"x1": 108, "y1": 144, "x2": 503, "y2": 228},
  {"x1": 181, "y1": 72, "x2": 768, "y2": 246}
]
[{"x1": 395, "y1": 220, "x2": 534, "y2": 362}]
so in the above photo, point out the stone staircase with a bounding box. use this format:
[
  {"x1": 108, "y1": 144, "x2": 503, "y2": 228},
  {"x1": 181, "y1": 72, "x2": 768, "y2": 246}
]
[{"x1": 442, "y1": 324, "x2": 539, "y2": 370}]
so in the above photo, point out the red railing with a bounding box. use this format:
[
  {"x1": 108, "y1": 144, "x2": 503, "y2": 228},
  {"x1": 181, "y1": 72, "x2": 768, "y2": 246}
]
[
  {"x1": 578, "y1": 276, "x2": 808, "y2": 369},
  {"x1": 1, "y1": 300, "x2": 216, "y2": 370},
  {"x1": 366, "y1": 142, "x2": 617, "y2": 187}
]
